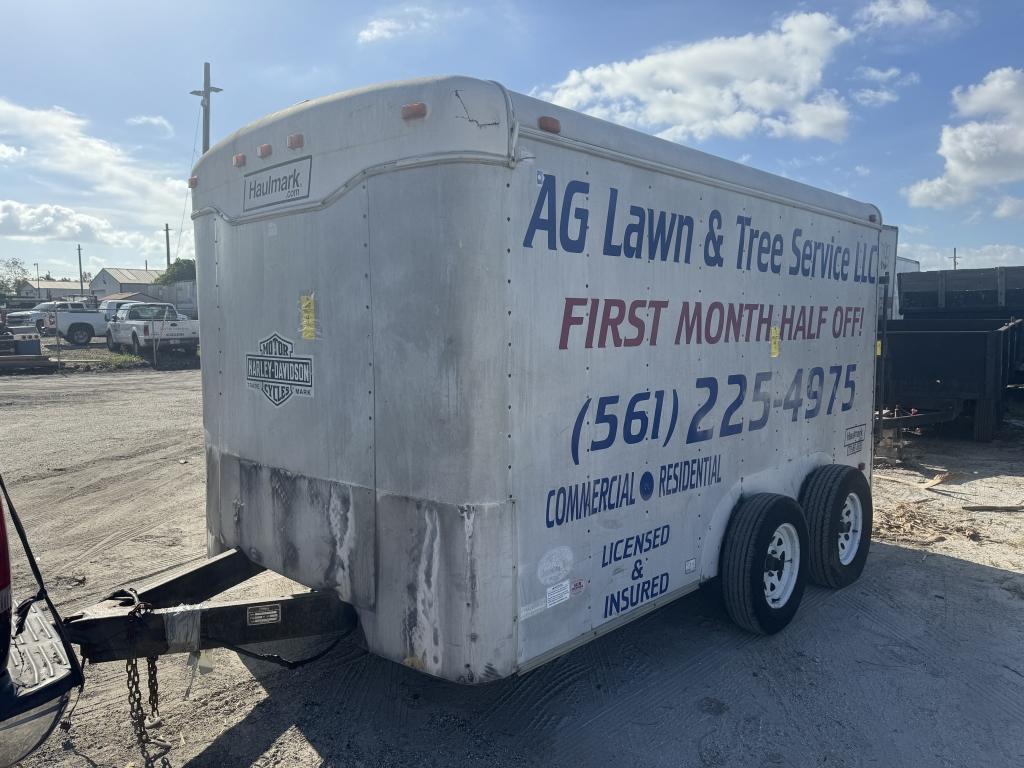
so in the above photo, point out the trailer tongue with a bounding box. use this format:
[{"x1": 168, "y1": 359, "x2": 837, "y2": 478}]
[{"x1": 0, "y1": 474, "x2": 356, "y2": 768}]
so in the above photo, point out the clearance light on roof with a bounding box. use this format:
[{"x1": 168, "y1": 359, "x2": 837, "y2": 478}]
[
  {"x1": 188, "y1": 176, "x2": 198, "y2": 189},
  {"x1": 287, "y1": 133, "x2": 304, "y2": 149},
  {"x1": 257, "y1": 143, "x2": 273, "y2": 158},
  {"x1": 232, "y1": 153, "x2": 246, "y2": 168},
  {"x1": 401, "y1": 102, "x2": 427, "y2": 120},
  {"x1": 538, "y1": 116, "x2": 561, "y2": 134}
]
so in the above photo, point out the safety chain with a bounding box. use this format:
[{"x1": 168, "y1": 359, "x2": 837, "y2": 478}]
[
  {"x1": 122, "y1": 593, "x2": 171, "y2": 767},
  {"x1": 147, "y1": 656, "x2": 161, "y2": 721},
  {"x1": 126, "y1": 657, "x2": 149, "y2": 754}
]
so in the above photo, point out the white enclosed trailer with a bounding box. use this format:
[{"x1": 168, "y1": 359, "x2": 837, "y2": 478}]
[{"x1": 190, "y1": 76, "x2": 881, "y2": 684}]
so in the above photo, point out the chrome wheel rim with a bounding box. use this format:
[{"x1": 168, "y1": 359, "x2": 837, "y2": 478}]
[
  {"x1": 838, "y1": 492, "x2": 863, "y2": 566},
  {"x1": 763, "y1": 522, "x2": 800, "y2": 608}
]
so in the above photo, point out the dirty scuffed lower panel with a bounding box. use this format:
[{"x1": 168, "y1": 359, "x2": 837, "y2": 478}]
[
  {"x1": 207, "y1": 450, "x2": 376, "y2": 611},
  {"x1": 359, "y1": 492, "x2": 517, "y2": 683}
]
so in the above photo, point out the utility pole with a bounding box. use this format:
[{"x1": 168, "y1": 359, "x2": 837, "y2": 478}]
[
  {"x1": 164, "y1": 223, "x2": 172, "y2": 269},
  {"x1": 77, "y1": 244, "x2": 84, "y2": 295},
  {"x1": 34, "y1": 262, "x2": 39, "y2": 297},
  {"x1": 190, "y1": 62, "x2": 222, "y2": 154},
  {"x1": 949, "y1": 247, "x2": 958, "y2": 270}
]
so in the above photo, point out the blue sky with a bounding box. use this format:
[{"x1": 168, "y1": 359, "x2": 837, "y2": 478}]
[{"x1": 0, "y1": 0, "x2": 1021, "y2": 279}]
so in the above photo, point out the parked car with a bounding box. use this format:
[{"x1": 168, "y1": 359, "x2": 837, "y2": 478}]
[
  {"x1": 47, "y1": 308, "x2": 107, "y2": 346},
  {"x1": 5, "y1": 302, "x2": 86, "y2": 334},
  {"x1": 97, "y1": 299, "x2": 142, "y2": 322},
  {"x1": 107, "y1": 303, "x2": 199, "y2": 357}
]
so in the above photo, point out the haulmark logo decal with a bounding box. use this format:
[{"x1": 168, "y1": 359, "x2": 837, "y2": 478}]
[
  {"x1": 242, "y1": 156, "x2": 312, "y2": 212},
  {"x1": 245, "y1": 333, "x2": 314, "y2": 406}
]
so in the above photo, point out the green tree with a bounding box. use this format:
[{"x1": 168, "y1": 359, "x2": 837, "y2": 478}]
[
  {"x1": 0, "y1": 258, "x2": 30, "y2": 294},
  {"x1": 155, "y1": 258, "x2": 196, "y2": 285}
]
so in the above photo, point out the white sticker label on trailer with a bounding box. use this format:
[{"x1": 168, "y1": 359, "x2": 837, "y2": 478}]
[
  {"x1": 246, "y1": 604, "x2": 282, "y2": 626},
  {"x1": 546, "y1": 580, "x2": 571, "y2": 608},
  {"x1": 242, "y1": 156, "x2": 312, "y2": 212}
]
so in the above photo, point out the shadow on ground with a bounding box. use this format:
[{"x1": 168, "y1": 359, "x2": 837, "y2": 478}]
[{"x1": 184, "y1": 543, "x2": 1024, "y2": 768}]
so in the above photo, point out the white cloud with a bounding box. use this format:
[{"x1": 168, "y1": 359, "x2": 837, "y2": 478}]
[
  {"x1": 851, "y1": 66, "x2": 918, "y2": 107},
  {"x1": 995, "y1": 196, "x2": 1024, "y2": 219},
  {"x1": 357, "y1": 6, "x2": 463, "y2": 43},
  {"x1": 854, "y1": 165, "x2": 871, "y2": 177},
  {"x1": 126, "y1": 114, "x2": 174, "y2": 138},
  {"x1": 853, "y1": 88, "x2": 898, "y2": 107},
  {"x1": 856, "y1": 66, "x2": 901, "y2": 83},
  {"x1": 538, "y1": 12, "x2": 853, "y2": 143},
  {"x1": 904, "y1": 67, "x2": 1024, "y2": 208},
  {"x1": 0, "y1": 98, "x2": 191, "y2": 260},
  {"x1": 0, "y1": 199, "x2": 151, "y2": 250},
  {"x1": 0, "y1": 143, "x2": 26, "y2": 161},
  {"x1": 898, "y1": 242, "x2": 1024, "y2": 270},
  {"x1": 855, "y1": 0, "x2": 959, "y2": 31}
]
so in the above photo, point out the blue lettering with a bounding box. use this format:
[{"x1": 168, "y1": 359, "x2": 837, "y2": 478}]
[
  {"x1": 523, "y1": 173, "x2": 557, "y2": 250},
  {"x1": 603, "y1": 188, "x2": 622, "y2": 257},
  {"x1": 560, "y1": 180, "x2": 590, "y2": 253}
]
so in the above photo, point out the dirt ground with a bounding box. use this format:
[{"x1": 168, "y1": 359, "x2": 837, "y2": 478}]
[{"x1": 3, "y1": 370, "x2": 1023, "y2": 768}]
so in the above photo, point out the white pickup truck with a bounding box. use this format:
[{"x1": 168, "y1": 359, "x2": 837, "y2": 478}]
[
  {"x1": 47, "y1": 308, "x2": 107, "y2": 345},
  {"x1": 5, "y1": 301, "x2": 86, "y2": 334},
  {"x1": 106, "y1": 303, "x2": 199, "y2": 357}
]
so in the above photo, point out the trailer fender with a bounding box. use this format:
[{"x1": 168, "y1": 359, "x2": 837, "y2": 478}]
[{"x1": 700, "y1": 452, "x2": 832, "y2": 582}]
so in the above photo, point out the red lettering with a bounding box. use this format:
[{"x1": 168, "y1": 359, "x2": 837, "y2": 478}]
[
  {"x1": 705, "y1": 302, "x2": 724, "y2": 344},
  {"x1": 675, "y1": 302, "x2": 702, "y2": 345},
  {"x1": 623, "y1": 300, "x2": 646, "y2": 347},
  {"x1": 794, "y1": 305, "x2": 808, "y2": 339},
  {"x1": 585, "y1": 298, "x2": 600, "y2": 347},
  {"x1": 559, "y1": 297, "x2": 589, "y2": 350},
  {"x1": 780, "y1": 304, "x2": 795, "y2": 340},
  {"x1": 816, "y1": 305, "x2": 829, "y2": 339},
  {"x1": 648, "y1": 300, "x2": 669, "y2": 345},
  {"x1": 599, "y1": 299, "x2": 627, "y2": 347}
]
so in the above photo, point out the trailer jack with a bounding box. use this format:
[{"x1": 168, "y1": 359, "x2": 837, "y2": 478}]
[{"x1": 63, "y1": 548, "x2": 358, "y2": 664}]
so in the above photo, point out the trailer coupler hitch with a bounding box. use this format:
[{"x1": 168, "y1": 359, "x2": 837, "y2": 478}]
[{"x1": 63, "y1": 548, "x2": 358, "y2": 664}]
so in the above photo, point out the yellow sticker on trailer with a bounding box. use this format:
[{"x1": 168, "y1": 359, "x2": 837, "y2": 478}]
[{"x1": 300, "y1": 293, "x2": 317, "y2": 340}]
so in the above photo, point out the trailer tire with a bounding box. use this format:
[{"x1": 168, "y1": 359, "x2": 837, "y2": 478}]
[
  {"x1": 720, "y1": 493, "x2": 808, "y2": 635},
  {"x1": 972, "y1": 399, "x2": 996, "y2": 442},
  {"x1": 799, "y1": 465, "x2": 872, "y2": 589}
]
